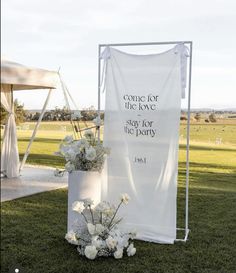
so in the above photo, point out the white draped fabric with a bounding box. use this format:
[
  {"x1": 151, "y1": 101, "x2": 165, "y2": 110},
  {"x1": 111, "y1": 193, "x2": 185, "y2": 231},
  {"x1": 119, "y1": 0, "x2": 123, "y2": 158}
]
[
  {"x1": 1, "y1": 59, "x2": 58, "y2": 178},
  {"x1": 1, "y1": 60, "x2": 58, "y2": 90},
  {"x1": 101, "y1": 45, "x2": 188, "y2": 244},
  {"x1": 1, "y1": 85, "x2": 20, "y2": 178}
]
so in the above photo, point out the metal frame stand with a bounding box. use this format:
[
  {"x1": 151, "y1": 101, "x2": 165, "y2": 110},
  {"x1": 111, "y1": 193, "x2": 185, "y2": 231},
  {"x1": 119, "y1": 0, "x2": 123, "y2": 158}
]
[{"x1": 98, "y1": 41, "x2": 193, "y2": 242}]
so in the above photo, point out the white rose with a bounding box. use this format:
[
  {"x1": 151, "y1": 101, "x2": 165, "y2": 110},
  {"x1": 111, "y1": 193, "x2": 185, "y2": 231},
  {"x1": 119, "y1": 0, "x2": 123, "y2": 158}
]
[
  {"x1": 85, "y1": 147, "x2": 96, "y2": 161},
  {"x1": 106, "y1": 236, "x2": 117, "y2": 250},
  {"x1": 129, "y1": 229, "x2": 137, "y2": 239},
  {"x1": 59, "y1": 144, "x2": 71, "y2": 154},
  {"x1": 95, "y1": 224, "x2": 105, "y2": 235},
  {"x1": 84, "y1": 130, "x2": 94, "y2": 139},
  {"x1": 87, "y1": 223, "x2": 96, "y2": 235},
  {"x1": 71, "y1": 141, "x2": 81, "y2": 154},
  {"x1": 65, "y1": 162, "x2": 75, "y2": 172},
  {"x1": 84, "y1": 245, "x2": 98, "y2": 260},
  {"x1": 83, "y1": 198, "x2": 94, "y2": 208},
  {"x1": 117, "y1": 236, "x2": 129, "y2": 248},
  {"x1": 114, "y1": 248, "x2": 123, "y2": 259},
  {"x1": 64, "y1": 148, "x2": 77, "y2": 161},
  {"x1": 65, "y1": 230, "x2": 78, "y2": 245},
  {"x1": 93, "y1": 116, "x2": 102, "y2": 127},
  {"x1": 77, "y1": 138, "x2": 89, "y2": 149},
  {"x1": 91, "y1": 236, "x2": 104, "y2": 249},
  {"x1": 127, "y1": 243, "x2": 136, "y2": 256},
  {"x1": 72, "y1": 201, "x2": 84, "y2": 213},
  {"x1": 120, "y1": 193, "x2": 130, "y2": 204},
  {"x1": 63, "y1": 135, "x2": 73, "y2": 144}
]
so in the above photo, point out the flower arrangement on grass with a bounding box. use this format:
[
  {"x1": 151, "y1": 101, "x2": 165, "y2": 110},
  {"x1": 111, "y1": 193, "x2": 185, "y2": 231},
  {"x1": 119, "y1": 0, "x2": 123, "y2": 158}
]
[
  {"x1": 54, "y1": 129, "x2": 109, "y2": 174},
  {"x1": 65, "y1": 194, "x2": 137, "y2": 260}
]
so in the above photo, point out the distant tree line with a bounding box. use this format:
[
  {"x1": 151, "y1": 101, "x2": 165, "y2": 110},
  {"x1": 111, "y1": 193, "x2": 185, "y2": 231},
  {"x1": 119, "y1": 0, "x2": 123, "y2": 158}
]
[
  {"x1": 180, "y1": 112, "x2": 218, "y2": 123},
  {"x1": 1, "y1": 101, "x2": 234, "y2": 126},
  {"x1": 26, "y1": 105, "x2": 104, "y2": 122},
  {"x1": 194, "y1": 112, "x2": 217, "y2": 123},
  {"x1": 1, "y1": 103, "x2": 105, "y2": 125}
]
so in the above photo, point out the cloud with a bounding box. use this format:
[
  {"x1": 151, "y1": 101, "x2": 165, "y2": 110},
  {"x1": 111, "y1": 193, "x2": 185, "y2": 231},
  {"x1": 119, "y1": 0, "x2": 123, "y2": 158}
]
[{"x1": 2, "y1": 0, "x2": 236, "y2": 108}]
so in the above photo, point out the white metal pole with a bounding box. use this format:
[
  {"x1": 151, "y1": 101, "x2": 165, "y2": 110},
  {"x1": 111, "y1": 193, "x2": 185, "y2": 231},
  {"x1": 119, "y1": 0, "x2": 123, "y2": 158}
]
[
  {"x1": 99, "y1": 41, "x2": 192, "y2": 47},
  {"x1": 99, "y1": 41, "x2": 192, "y2": 241},
  {"x1": 19, "y1": 89, "x2": 53, "y2": 172},
  {"x1": 185, "y1": 42, "x2": 193, "y2": 240},
  {"x1": 97, "y1": 45, "x2": 101, "y2": 143}
]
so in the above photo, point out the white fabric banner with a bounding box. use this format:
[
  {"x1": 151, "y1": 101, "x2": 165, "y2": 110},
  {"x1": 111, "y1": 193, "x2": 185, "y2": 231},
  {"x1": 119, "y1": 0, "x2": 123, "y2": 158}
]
[{"x1": 101, "y1": 45, "x2": 187, "y2": 244}]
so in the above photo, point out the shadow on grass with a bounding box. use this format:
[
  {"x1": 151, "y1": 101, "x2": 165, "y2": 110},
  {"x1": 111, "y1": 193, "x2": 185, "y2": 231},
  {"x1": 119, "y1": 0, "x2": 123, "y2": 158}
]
[
  {"x1": 178, "y1": 161, "x2": 236, "y2": 172},
  {"x1": 18, "y1": 137, "x2": 62, "y2": 144},
  {"x1": 179, "y1": 143, "x2": 236, "y2": 152},
  {"x1": 19, "y1": 153, "x2": 65, "y2": 168},
  {"x1": 1, "y1": 170, "x2": 236, "y2": 273}
]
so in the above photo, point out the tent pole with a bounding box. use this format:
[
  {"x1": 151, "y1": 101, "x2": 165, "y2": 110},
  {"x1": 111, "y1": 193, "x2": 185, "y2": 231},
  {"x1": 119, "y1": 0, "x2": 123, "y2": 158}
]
[
  {"x1": 58, "y1": 76, "x2": 79, "y2": 139},
  {"x1": 97, "y1": 45, "x2": 101, "y2": 143},
  {"x1": 19, "y1": 89, "x2": 53, "y2": 172}
]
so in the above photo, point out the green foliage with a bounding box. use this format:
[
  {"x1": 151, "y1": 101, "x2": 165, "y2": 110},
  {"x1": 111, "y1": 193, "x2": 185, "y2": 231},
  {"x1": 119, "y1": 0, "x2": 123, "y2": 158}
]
[
  {"x1": 81, "y1": 109, "x2": 97, "y2": 121},
  {"x1": 209, "y1": 113, "x2": 217, "y2": 122},
  {"x1": 0, "y1": 105, "x2": 8, "y2": 124},
  {"x1": 1, "y1": 120, "x2": 236, "y2": 272},
  {"x1": 31, "y1": 112, "x2": 41, "y2": 121},
  {"x1": 194, "y1": 112, "x2": 201, "y2": 122},
  {"x1": 0, "y1": 99, "x2": 27, "y2": 125},
  {"x1": 26, "y1": 106, "x2": 104, "y2": 122},
  {"x1": 50, "y1": 106, "x2": 71, "y2": 121},
  {"x1": 180, "y1": 115, "x2": 188, "y2": 121},
  {"x1": 14, "y1": 99, "x2": 27, "y2": 124}
]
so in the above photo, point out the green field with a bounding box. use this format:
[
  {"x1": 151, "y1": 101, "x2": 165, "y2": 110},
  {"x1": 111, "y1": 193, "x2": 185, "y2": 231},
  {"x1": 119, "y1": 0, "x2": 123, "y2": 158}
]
[
  {"x1": 1, "y1": 120, "x2": 236, "y2": 272},
  {"x1": 13, "y1": 120, "x2": 236, "y2": 169}
]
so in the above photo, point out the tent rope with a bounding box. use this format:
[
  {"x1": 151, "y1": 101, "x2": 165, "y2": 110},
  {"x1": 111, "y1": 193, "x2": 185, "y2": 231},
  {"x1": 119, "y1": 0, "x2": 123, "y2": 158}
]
[{"x1": 58, "y1": 72, "x2": 102, "y2": 139}]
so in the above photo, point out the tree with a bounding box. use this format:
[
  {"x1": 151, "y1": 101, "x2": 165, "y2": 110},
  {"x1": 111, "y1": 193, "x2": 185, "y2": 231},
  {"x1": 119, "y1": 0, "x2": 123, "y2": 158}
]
[
  {"x1": 50, "y1": 106, "x2": 71, "y2": 121},
  {"x1": 81, "y1": 106, "x2": 98, "y2": 121},
  {"x1": 180, "y1": 116, "x2": 188, "y2": 121},
  {"x1": 209, "y1": 113, "x2": 217, "y2": 122},
  {"x1": 32, "y1": 112, "x2": 41, "y2": 121},
  {"x1": 0, "y1": 99, "x2": 27, "y2": 125},
  {"x1": 194, "y1": 112, "x2": 201, "y2": 122},
  {"x1": 14, "y1": 99, "x2": 27, "y2": 124},
  {"x1": 0, "y1": 105, "x2": 8, "y2": 124}
]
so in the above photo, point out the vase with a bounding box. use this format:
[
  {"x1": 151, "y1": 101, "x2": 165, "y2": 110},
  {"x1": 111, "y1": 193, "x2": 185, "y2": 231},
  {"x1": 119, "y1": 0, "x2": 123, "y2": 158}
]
[{"x1": 67, "y1": 170, "x2": 101, "y2": 232}]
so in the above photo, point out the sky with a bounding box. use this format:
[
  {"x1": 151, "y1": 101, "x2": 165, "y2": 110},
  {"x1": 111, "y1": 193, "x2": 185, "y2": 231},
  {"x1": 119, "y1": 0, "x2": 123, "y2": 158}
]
[{"x1": 2, "y1": 0, "x2": 236, "y2": 110}]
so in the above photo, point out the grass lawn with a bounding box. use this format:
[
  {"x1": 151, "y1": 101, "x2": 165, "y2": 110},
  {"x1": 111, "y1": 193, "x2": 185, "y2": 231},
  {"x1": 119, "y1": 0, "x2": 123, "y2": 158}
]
[
  {"x1": 1, "y1": 121, "x2": 236, "y2": 272},
  {"x1": 11, "y1": 120, "x2": 236, "y2": 168}
]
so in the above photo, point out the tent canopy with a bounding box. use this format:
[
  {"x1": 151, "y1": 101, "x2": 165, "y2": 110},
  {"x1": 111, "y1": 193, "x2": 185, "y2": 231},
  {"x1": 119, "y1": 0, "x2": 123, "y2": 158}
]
[
  {"x1": 1, "y1": 59, "x2": 59, "y2": 178},
  {"x1": 1, "y1": 59, "x2": 58, "y2": 91}
]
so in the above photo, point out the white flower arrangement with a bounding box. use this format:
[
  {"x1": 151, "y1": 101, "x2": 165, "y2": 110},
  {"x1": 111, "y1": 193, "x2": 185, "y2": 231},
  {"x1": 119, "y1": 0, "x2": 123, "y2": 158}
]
[
  {"x1": 54, "y1": 130, "x2": 109, "y2": 173},
  {"x1": 65, "y1": 194, "x2": 137, "y2": 260},
  {"x1": 93, "y1": 116, "x2": 102, "y2": 127}
]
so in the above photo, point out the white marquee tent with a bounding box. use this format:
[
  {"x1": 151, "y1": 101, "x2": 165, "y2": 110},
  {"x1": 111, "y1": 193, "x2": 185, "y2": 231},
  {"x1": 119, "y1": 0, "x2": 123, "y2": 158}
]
[{"x1": 1, "y1": 59, "x2": 59, "y2": 178}]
